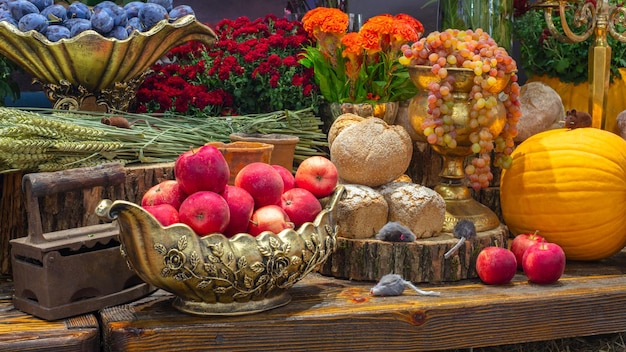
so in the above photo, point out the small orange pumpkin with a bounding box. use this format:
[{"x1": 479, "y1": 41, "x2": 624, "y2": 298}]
[{"x1": 500, "y1": 127, "x2": 626, "y2": 261}]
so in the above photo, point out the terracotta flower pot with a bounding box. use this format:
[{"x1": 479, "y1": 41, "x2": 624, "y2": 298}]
[
  {"x1": 205, "y1": 141, "x2": 274, "y2": 185},
  {"x1": 229, "y1": 133, "x2": 299, "y2": 171}
]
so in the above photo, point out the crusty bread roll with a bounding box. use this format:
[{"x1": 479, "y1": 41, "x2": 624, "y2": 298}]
[
  {"x1": 336, "y1": 184, "x2": 389, "y2": 239},
  {"x1": 330, "y1": 118, "x2": 413, "y2": 187},
  {"x1": 327, "y1": 113, "x2": 365, "y2": 148},
  {"x1": 377, "y1": 182, "x2": 445, "y2": 239}
]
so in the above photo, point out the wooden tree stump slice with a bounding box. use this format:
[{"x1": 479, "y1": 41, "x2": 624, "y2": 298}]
[{"x1": 318, "y1": 224, "x2": 508, "y2": 283}]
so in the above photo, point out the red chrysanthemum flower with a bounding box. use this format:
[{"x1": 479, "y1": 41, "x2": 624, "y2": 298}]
[{"x1": 134, "y1": 13, "x2": 321, "y2": 116}]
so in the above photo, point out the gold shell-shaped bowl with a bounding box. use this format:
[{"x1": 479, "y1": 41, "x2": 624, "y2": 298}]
[
  {"x1": 0, "y1": 15, "x2": 216, "y2": 92},
  {"x1": 96, "y1": 186, "x2": 345, "y2": 316}
]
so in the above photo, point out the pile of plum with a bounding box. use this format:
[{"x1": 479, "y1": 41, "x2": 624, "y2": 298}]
[{"x1": 0, "y1": 0, "x2": 195, "y2": 41}]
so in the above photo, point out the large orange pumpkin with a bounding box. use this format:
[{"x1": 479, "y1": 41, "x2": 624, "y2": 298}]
[{"x1": 500, "y1": 127, "x2": 626, "y2": 261}]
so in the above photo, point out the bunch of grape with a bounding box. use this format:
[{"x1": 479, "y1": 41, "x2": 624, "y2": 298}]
[
  {"x1": 400, "y1": 28, "x2": 522, "y2": 191},
  {"x1": 0, "y1": 0, "x2": 195, "y2": 42}
]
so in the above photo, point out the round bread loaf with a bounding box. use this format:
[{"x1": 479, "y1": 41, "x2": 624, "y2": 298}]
[
  {"x1": 336, "y1": 184, "x2": 389, "y2": 239},
  {"x1": 327, "y1": 113, "x2": 365, "y2": 147},
  {"x1": 377, "y1": 182, "x2": 445, "y2": 239},
  {"x1": 330, "y1": 118, "x2": 413, "y2": 187}
]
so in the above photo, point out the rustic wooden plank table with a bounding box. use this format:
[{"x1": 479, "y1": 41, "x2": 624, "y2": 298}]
[
  {"x1": 99, "y1": 250, "x2": 626, "y2": 352},
  {"x1": 0, "y1": 280, "x2": 100, "y2": 352}
]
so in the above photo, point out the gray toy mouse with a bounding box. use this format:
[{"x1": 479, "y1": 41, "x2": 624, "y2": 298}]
[
  {"x1": 370, "y1": 274, "x2": 441, "y2": 297},
  {"x1": 375, "y1": 222, "x2": 416, "y2": 242},
  {"x1": 444, "y1": 219, "x2": 477, "y2": 259}
]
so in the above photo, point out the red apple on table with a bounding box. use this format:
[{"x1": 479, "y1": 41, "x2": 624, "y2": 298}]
[
  {"x1": 510, "y1": 230, "x2": 546, "y2": 270},
  {"x1": 281, "y1": 187, "x2": 322, "y2": 228},
  {"x1": 294, "y1": 156, "x2": 338, "y2": 198},
  {"x1": 174, "y1": 145, "x2": 230, "y2": 195},
  {"x1": 141, "y1": 180, "x2": 187, "y2": 210},
  {"x1": 475, "y1": 247, "x2": 517, "y2": 285},
  {"x1": 178, "y1": 191, "x2": 230, "y2": 236},
  {"x1": 221, "y1": 185, "x2": 255, "y2": 237},
  {"x1": 248, "y1": 205, "x2": 293, "y2": 236},
  {"x1": 143, "y1": 204, "x2": 180, "y2": 227},
  {"x1": 272, "y1": 164, "x2": 295, "y2": 192},
  {"x1": 522, "y1": 241, "x2": 566, "y2": 284},
  {"x1": 234, "y1": 162, "x2": 284, "y2": 208}
]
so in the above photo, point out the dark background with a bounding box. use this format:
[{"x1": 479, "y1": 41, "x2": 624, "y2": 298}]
[{"x1": 181, "y1": 0, "x2": 441, "y2": 33}]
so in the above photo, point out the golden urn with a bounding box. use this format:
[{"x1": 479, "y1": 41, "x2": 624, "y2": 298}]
[{"x1": 407, "y1": 65, "x2": 512, "y2": 232}]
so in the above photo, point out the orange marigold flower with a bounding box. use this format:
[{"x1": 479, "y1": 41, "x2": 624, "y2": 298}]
[
  {"x1": 361, "y1": 14, "x2": 394, "y2": 35},
  {"x1": 394, "y1": 13, "x2": 424, "y2": 37},
  {"x1": 341, "y1": 32, "x2": 364, "y2": 82},
  {"x1": 390, "y1": 20, "x2": 420, "y2": 51},
  {"x1": 302, "y1": 7, "x2": 348, "y2": 37},
  {"x1": 359, "y1": 28, "x2": 380, "y2": 53},
  {"x1": 359, "y1": 14, "x2": 394, "y2": 53},
  {"x1": 302, "y1": 7, "x2": 326, "y2": 34},
  {"x1": 302, "y1": 7, "x2": 348, "y2": 63},
  {"x1": 341, "y1": 32, "x2": 362, "y2": 57},
  {"x1": 300, "y1": 7, "x2": 419, "y2": 104}
]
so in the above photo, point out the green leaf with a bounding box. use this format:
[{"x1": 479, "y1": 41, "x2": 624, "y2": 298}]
[
  {"x1": 514, "y1": 3, "x2": 626, "y2": 83},
  {"x1": 555, "y1": 58, "x2": 570, "y2": 73}
]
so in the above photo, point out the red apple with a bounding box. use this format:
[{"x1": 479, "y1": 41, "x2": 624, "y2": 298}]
[
  {"x1": 141, "y1": 180, "x2": 187, "y2": 210},
  {"x1": 174, "y1": 145, "x2": 230, "y2": 195},
  {"x1": 248, "y1": 205, "x2": 293, "y2": 236},
  {"x1": 522, "y1": 241, "x2": 566, "y2": 284},
  {"x1": 143, "y1": 204, "x2": 179, "y2": 226},
  {"x1": 510, "y1": 230, "x2": 546, "y2": 270},
  {"x1": 475, "y1": 247, "x2": 517, "y2": 285},
  {"x1": 272, "y1": 164, "x2": 295, "y2": 192},
  {"x1": 281, "y1": 187, "x2": 322, "y2": 228},
  {"x1": 234, "y1": 162, "x2": 284, "y2": 208},
  {"x1": 178, "y1": 191, "x2": 230, "y2": 236},
  {"x1": 221, "y1": 185, "x2": 255, "y2": 237},
  {"x1": 294, "y1": 156, "x2": 338, "y2": 198}
]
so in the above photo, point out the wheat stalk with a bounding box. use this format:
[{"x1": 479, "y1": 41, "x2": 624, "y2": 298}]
[
  {"x1": 0, "y1": 107, "x2": 328, "y2": 173},
  {"x1": 0, "y1": 137, "x2": 57, "y2": 152},
  {"x1": 53, "y1": 141, "x2": 124, "y2": 152}
]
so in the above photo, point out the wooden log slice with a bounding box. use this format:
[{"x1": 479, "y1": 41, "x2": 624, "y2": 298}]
[{"x1": 318, "y1": 224, "x2": 508, "y2": 283}]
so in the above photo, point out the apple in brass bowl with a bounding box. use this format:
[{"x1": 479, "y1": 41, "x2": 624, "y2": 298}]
[{"x1": 95, "y1": 186, "x2": 345, "y2": 316}]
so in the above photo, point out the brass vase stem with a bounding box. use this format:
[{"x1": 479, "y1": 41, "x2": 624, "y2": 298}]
[
  {"x1": 438, "y1": 154, "x2": 466, "y2": 180},
  {"x1": 434, "y1": 154, "x2": 501, "y2": 233},
  {"x1": 407, "y1": 65, "x2": 507, "y2": 233}
]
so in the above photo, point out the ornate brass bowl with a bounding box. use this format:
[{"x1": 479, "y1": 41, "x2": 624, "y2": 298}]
[
  {"x1": 0, "y1": 15, "x2": 216, "y2": 110},
  {"x1": 95, "y1": 186, "x2": 345, "y2": 316}
]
